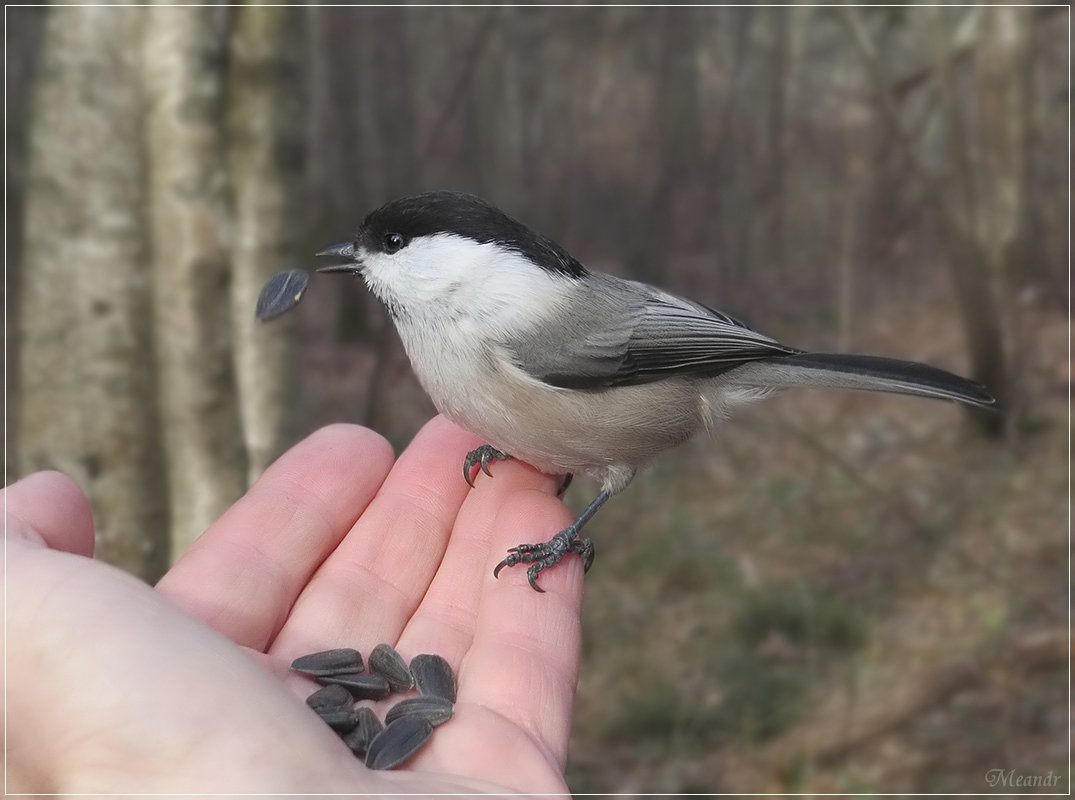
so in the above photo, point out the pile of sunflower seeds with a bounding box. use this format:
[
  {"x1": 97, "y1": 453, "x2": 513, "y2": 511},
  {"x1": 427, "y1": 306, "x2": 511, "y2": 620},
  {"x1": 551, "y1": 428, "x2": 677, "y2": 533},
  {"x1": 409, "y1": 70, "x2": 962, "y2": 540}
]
[{"x1": 291, "y1": 644, "x2": 456, "y2": 770}]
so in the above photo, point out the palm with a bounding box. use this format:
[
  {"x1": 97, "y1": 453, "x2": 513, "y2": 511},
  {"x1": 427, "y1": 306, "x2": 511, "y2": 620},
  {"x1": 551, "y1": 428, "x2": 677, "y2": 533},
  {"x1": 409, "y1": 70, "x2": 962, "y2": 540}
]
[{"x1": 5, "y1": 417, "x2": 582, "y2": 794}]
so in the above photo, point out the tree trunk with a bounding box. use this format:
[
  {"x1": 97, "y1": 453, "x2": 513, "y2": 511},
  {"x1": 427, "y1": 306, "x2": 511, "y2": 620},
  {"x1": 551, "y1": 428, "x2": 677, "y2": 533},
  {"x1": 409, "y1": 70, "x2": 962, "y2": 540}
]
[
  {"x1": 143, "y1": 4, "x2": 248, "y2": 556},
  {"x1": 226, "y1": 5, "x2": 307, "y2": 483},
  {"x1": 16, "y1": 5, "x2": 168, "y2": 580},
  {"x1": 369, "y1": 6, "x2": 419, "y2": 197},
  {"x1": 930, "y1": 7, "x2": 1007, "y2": 434},
  {"x1": 840, "y1": 6, "x2": 1008, "y2": 436},
  {"x1": 629, "y1": 6, "x2": 702, "y2": 284}
]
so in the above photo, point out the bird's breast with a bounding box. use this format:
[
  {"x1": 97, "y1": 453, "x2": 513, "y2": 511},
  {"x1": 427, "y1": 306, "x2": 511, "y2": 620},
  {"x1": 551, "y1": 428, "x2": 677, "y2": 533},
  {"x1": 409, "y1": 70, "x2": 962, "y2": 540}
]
[{"x1": 398, "y1": 321, "x2": 709, "y2": 488}]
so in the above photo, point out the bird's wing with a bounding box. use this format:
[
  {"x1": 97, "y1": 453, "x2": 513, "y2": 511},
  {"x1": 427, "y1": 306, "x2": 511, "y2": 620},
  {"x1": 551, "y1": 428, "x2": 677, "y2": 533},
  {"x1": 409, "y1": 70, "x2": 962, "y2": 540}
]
[{"x1": 512, "y1": 278, "x2": 799, "y2": 389}]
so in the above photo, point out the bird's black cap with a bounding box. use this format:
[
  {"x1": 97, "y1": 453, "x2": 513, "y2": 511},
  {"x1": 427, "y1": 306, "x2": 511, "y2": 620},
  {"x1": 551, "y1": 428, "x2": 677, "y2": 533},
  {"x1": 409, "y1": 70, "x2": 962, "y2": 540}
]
[{"x1": 357, "y1": 191, "x2": 587, "y2": 279}]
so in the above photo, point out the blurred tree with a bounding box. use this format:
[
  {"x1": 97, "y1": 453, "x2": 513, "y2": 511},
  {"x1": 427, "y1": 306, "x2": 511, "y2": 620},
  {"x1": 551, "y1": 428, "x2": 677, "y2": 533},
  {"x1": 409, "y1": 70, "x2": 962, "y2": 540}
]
[
  {"x1": 226, "y1": 5, "x2": 307, "y2": 484},
  {"x1": 490, "y1": 6, "x2": 538, "y2": 216},
  {"x1": 4, "y1": 8, "x2": 46, "y2": 324},
  {"x1": 975, "y1": 6, "x2": 1036, "y2": 426},
  {"x1": 706, "y1": 8, "x2": 757, "y2": 301},
  {"x1": 367, "y1": 6, "x2": 420, "y2": 198},
  {"x1": 15, "y1": 5, "x2": 307, "y2": 571},
  {"x1": 760, "y1": 7, "x2": 792, "y2": 275},
  {"x1": 5, "y1": 7, "x2": 48, "y2": 472},
  {"x1": 842, "y1": 7, "x2": 1011, "y2": 435},
  {"x1": 16, "y1": 6, "x2": 168, "y2": 579},
  {"x1": 143, "y1": 4, "x2": 247, "y2": 556},
  {"x1": 307, "y1": 6, "x2": 371, "y2": 228},
  {"x1": 629, "y1": 5, "x2": 702, "y2": 284}
]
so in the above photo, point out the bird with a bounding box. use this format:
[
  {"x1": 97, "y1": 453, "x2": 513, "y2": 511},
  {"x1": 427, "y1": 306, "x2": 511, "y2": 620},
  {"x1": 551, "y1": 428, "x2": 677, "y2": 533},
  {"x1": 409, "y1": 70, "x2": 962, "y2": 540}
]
[{"x1": 315, "y1": 190, "x2": 995, "y2": 591}]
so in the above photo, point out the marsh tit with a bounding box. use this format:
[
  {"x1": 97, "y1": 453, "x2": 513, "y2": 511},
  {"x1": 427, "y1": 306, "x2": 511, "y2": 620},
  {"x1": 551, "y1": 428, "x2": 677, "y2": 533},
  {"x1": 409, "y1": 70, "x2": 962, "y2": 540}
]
[{"x1": 317, "y1": 191, "x2": 995, "y2": 591}]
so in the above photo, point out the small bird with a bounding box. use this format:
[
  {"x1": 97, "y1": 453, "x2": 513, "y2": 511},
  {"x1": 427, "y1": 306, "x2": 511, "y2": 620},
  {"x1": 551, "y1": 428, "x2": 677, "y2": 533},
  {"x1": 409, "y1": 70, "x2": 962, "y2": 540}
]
[{"x1": 317, "y1": 191, "x2": 995, "y2": 591}]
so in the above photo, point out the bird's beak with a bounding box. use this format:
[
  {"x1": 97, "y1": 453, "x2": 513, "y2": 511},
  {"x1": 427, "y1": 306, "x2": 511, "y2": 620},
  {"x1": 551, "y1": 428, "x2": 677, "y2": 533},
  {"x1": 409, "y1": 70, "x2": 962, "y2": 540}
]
[{"x1": 315, "y1": 242, "x2": 360, "y2": 274}]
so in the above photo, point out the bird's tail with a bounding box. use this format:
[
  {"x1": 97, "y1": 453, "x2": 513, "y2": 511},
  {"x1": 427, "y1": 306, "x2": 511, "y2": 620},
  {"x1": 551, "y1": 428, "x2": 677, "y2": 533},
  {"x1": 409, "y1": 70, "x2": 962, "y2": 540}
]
[{"x1": 727, "y1": 352, "x2": 995, "y2": 409}]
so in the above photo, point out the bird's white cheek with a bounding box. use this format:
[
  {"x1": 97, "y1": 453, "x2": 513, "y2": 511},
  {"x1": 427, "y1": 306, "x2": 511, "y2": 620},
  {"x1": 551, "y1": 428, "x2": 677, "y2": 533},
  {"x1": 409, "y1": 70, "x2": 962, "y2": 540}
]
[
  {"x1": 359, "y1": 254, "x2": 414, "y2": 306},
  {"x1": 360, "y1": 252, "x2": 454, "y2": 309},
  {"x1": 358, "y1": 234, "x2": 573, "y2": 326}
]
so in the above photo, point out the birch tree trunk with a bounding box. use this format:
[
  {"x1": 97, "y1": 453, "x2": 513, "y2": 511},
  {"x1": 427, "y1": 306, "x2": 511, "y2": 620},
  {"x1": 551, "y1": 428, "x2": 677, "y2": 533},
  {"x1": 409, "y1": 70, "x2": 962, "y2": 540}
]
[
  {"x1": 227, "y1": 5, "x2": 307, "y2": 483},
  {"x1": 143, "y1": 4, "x2": 248, "y2": 556},
  {"x1": 16, "y1": 5, "x2": 168, "y2": 580}
]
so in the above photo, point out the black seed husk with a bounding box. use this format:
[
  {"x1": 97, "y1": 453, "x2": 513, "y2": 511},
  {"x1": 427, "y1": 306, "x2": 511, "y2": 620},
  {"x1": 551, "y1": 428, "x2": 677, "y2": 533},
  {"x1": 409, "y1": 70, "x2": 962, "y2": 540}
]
[
  {"x1": 305, "y1": 682, "x2": 354, "y2": 711},
  {"x1": 315, "y1": 706, "x2": 360, "y2": 733},
  {"x1": 291, "y1": 648, "x2": 364, "y2": 677},
  {"x1": 384, "y1": 696, "x2": 454, "y2": 727},
  {"x1": 342, "y1": 707, "x2": 384, "y2": 757},
  {"x1": 368, "y1": 643, "x2": 414, "y2": 692},
  {"x1": 364, "y1": 715, "x2": 434, "y2": 770},
  {"x1": 410, "y1": 653, "x2": 456, "y2": 702},
  {"x1": 256, "y1": 269, "x2": 310, "y2": 321},
  {"x1": 316, "y1": 671, "x2": 391, "y2": 701}
]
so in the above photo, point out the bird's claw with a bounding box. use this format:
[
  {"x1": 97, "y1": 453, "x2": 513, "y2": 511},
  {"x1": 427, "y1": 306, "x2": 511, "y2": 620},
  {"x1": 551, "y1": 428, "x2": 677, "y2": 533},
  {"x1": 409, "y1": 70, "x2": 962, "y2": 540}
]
[
  {"x1": 463, "y1": 445, "x2": 512, "y2": 488},
  {"x1": 493, "y1": 527, "x2": 595, "y2": 592}
]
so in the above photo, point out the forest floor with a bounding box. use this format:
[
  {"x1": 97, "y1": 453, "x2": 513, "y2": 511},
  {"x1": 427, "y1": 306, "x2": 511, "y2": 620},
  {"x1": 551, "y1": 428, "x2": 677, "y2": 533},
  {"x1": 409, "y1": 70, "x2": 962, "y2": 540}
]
[
  {"x1": 299, "y1": 279, "x2": 1069, "y2": 795},
  {"x1": 563, "y1": 293, "x2": 1068, "y2": 795}
]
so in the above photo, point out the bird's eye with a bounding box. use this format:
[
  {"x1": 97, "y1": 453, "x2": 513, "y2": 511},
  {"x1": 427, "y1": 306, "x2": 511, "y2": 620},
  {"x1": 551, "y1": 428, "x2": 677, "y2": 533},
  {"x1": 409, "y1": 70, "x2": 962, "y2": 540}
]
[{"x1": 383, "y1": 232, "x2": 406, "y2": 254}]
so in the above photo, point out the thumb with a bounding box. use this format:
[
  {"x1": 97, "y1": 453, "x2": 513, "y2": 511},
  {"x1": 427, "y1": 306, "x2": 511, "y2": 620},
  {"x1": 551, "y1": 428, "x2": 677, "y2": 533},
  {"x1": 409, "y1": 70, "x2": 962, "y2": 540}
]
[{"x1": 3, "y1": 470, "x2": 95, "y2": 556}]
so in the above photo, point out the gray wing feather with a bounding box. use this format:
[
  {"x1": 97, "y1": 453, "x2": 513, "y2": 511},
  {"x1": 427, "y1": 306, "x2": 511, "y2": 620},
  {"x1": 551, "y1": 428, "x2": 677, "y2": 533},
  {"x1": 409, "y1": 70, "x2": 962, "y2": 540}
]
[{"x1": 515, "y1": 276, "x2": 798, "y2": 389}]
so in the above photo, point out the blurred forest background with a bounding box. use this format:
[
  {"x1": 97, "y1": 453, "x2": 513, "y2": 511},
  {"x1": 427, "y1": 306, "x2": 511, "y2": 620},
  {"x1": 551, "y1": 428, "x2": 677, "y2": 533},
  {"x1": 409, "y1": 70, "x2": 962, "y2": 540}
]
[{"x1": 6, "y1": 4, "x2": 1069, "y2": 794}]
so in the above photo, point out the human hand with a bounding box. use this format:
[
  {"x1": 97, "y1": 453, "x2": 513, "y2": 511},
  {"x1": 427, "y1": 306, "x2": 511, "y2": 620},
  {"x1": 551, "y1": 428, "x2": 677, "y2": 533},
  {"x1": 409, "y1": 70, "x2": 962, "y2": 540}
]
[{"x1": 5, "y1": 417, "x2": 583, "y2": 795}]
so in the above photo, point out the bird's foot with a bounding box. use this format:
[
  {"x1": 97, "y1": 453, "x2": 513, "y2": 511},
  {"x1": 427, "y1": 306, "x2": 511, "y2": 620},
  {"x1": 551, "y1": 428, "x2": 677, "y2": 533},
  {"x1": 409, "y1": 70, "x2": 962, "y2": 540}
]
[
  {"x1": 463, "y1": 445, "x2": 512, "y2": 488},
  {"x1": 493, "y1": 526, "x2": 595, "y2": 592}
]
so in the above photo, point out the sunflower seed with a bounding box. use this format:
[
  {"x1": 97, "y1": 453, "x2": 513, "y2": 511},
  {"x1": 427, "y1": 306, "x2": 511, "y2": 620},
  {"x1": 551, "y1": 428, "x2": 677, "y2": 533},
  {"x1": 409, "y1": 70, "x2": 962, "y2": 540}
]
[
  {"x1": 291, "y1": 648, "x2": 364, "y2": 677},
  {"x1": 410, "y1": 653, "x2": 456, "y2": 702},
  {"x1": 368, "y1": 643, "x2": 414, "y2": 692},
  {"x1": 315, "y1": 706, "x2": 360, "y2": 733},
  {"x1": 305, "y1": 682, "x2": 354, "y2": 711},
  {"x1": 316, "y1": 671, "x2": 391, "y2": 701},
  {"x1": 385, "y1": 696, "x2": 454, "y2": 727},
  {"x1": 341, "y1": 707, "x2": 384, "y2": 757},
  {"x1": 364, "y1": 715, "x2": 434, "y2": 770},
  {"x1": 256, "y1": 269, "x2": 310, "y2": 321}
]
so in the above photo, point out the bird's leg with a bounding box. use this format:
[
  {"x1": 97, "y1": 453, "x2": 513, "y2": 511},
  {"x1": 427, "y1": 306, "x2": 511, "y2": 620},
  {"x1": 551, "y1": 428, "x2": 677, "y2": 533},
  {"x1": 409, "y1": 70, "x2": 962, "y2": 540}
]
[
  {"x1": 463, "y1": 445, "x2": 512, "y2": 488},
  {"x1": 494, "y1": 489, "x2": 611, "y2": 592},
  {"x1": 556, "y1": 473, "x2": 574, "y2": 498}
]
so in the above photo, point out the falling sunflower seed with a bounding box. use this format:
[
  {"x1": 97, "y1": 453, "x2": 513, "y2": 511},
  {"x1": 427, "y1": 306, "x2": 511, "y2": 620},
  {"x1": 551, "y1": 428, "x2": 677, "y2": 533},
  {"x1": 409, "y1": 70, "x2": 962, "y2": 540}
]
[
  {"x1": 255, "y1": 268, "x2": 311, "y2": 321},
  {"x1": 316, "y1": 671, "x2": 391, "y2": 701},
  {"x1": 385, "y1": 696, "x2": 454, "y2": 728},
  {"x1": 368, "y1": 643, "x2": 414, "y2": 692},
  {"x1": 364, "y1": 715, "x2": 434, "y2": 771},
  {"x1": 410, "y1": 653, "x2": 456, "y2": 702},
  {"x1": 291, "y1": 648, "x2": 364, "y2": 677}
]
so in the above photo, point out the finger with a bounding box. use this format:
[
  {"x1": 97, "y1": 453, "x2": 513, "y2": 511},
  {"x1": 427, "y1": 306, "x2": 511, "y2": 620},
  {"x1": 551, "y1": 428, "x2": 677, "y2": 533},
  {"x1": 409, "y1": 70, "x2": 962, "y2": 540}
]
[
  {"x1": 395, "y1": 456, "x2": 563, "y2": 666},
  {"x1": 417, "y1": 489, "x2": 584, "y2": 786},
  {"x1": 270, "y1": 416, "x2": 482, "y2": 659},
  {"x1": 466, "y1": 489, "x2": 583, "y2": 763},
  {"x1": 3, "y1": 471, "x2": 94, "y2": 557},
  {"x1": 157, "y1": 424, "x2": 394, "y2": 651}
]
